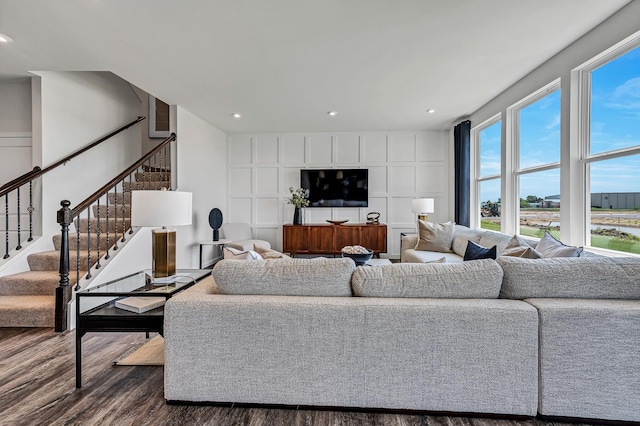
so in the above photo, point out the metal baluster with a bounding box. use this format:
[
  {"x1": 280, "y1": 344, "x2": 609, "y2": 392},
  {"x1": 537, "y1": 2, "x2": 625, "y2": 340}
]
[
  {"x1": 129, "y1": 173, "x2": 134, "y2": 235},
  {"x1": 85, "y1": 209, "x2": 91, "y2": 279},
  {"x1": 121, "y1": 180, "x2": 127, "y2": 242},
  {"x1": 75, "y1": 222, "x2": 80, "y2": 291},
  {"x1": 16, "y1": 187, "x2": 21, "y2": 250},
  {"x1": 95, "y1": 200, "x2": 101, "y2": 269},
  {"x1": 164, "y1": 145, "x2": 168, "y2": 189},
  {"x1": 28, "y1": 181, "x2": 33, "y2": 242},
  {"x1": 113, "y1": 184, "x2": 119, "y2": 250},
  {"x1": 3, "y1": 194, "x2": 9, "y2": 259},
  {"x1": 105, "y1": 191, "x2": 110, "y2": 260}
]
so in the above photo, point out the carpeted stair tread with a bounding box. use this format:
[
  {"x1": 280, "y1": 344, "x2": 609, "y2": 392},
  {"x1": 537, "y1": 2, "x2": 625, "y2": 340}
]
[
  {"x1": 92, "y1": 204, "x2": 131, "y2": 219},
  {"x1": 53, "y1": 232, "x2": 112, "y2": 251},
  {"x1": 75, "y1": 217, "x2": 131, "y2": 234},
  {"x1": 27, "y1": 250, "x2": 100, "y2": 272},
  {"x1": 0, "y1": 295, "x2": 55, "y2": 327},
  {"x1": 0, "y1": 271, "x2": 80, "y2": 296},
  {"x1": 135, "y1": 171, "x2": 171, "y2": 182},
  {"x1": 123, "y1": 181, "x2": 171, "y2": 191},
  {"x1": 108, "y1": 192, "x2": 131, "y2": 205}
]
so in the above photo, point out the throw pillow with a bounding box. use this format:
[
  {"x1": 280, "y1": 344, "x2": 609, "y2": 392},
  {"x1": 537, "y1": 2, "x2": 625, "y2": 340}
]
[
  {"x1": 536, "y1": 231, "x2": 583, "y2": 258},
  {"x1": 414, "y1": 220, "x2": 454, "y2": 252},
  {"x1": 500, "y1": 235, "x2": 542, "y2": 259},
  {"x1": 253, "y1": 244, "x2": 291, "y2": 259},
  {"x1": 223, "y1": 247, "x2": 263, "y2": 260},
  {"x1": 463, "y1": 241, "x2": 497, "y2": 261}
]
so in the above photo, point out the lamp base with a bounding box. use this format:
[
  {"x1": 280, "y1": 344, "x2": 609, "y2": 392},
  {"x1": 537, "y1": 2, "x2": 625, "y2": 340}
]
[
  {"x1": 417, "y1": 214, "x2": 429, "y2": 222},
  {"x1": 152, "y1": 229, "x2": 176, "y2": 278}
]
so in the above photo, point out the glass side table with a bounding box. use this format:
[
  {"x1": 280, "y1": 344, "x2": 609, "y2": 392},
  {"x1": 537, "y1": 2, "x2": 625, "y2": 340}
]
[{"x1": 75, "y1": 269, "x2": 210, "y2": 388}]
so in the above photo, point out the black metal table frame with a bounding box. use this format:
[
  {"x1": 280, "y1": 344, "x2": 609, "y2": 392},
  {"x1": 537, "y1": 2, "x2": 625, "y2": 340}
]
[{"x1": 75, "y1": 270, "x2": 208, "y2": 388}]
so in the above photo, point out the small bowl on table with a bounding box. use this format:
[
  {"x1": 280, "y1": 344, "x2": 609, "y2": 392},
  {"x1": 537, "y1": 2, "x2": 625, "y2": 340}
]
[{"x1": 341, "y1": 250, "x2": 373, "y2": 266}]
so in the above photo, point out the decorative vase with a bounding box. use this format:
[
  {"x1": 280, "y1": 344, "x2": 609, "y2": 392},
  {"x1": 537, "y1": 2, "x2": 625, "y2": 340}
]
[{"x1": 293, "y1": 207, "x2": 302, "y2": 225}]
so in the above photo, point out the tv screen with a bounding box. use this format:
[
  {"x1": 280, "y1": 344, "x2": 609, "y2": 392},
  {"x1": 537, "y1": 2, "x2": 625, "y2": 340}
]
[{"x1": 300, "y1": 169, "x2": 368, "y2": 207}]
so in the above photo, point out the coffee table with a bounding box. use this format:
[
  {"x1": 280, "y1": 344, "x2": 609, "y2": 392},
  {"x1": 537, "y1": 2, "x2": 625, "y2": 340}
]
[{"x1": 75, "y1": 269, "x2": 210, "y2": 388}]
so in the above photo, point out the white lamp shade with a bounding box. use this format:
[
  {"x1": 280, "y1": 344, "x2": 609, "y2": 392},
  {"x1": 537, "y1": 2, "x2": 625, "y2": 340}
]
[
  {"x1": 131, "y1": 190, "x2": 192, "y2": 227},
  {"x1": 411, "y1": 198, "x2": 435, "y2": 214}
]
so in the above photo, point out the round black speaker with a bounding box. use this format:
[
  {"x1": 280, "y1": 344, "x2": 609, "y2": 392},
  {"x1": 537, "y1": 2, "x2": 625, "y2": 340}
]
[{"x1": 209, "y1": 208, "x2": 223, "y2": 240}]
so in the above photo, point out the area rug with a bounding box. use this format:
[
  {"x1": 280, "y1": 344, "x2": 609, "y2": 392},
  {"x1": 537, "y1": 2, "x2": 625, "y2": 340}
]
[{"x1": 113, "y1": 335, "x2": 164, "y2": 366}]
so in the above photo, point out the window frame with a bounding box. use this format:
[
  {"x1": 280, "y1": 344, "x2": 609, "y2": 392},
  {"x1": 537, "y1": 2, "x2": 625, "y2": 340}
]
[
  {"x1": 506, "y1": 78, "x2": 562, "y2": 235},
  {"x1": 471, "y1": 114, "x2": 501, "y2": 230},
  {"x1": 576, "y1": 34, "x2": 640, "y2": 250}
]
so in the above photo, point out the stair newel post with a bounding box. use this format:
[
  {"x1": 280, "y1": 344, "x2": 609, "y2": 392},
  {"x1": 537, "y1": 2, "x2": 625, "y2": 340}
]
[{"x1": 55, "y1": 200, "x2": 73, "y2": 332}]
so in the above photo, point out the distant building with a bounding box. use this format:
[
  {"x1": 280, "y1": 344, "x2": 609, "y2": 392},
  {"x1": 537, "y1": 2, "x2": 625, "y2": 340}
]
[
  {"x1": 591, "y1": 193, "x2": 640, "y2": 209},
  {"x1": 542, "y1": 195, "x2": 560, "y2": 208}
]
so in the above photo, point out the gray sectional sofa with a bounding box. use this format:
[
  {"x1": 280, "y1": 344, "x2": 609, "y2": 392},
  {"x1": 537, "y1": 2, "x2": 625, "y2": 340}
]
[{"x1": 164, "y1": 226, "x2": 640, "y2": 423}]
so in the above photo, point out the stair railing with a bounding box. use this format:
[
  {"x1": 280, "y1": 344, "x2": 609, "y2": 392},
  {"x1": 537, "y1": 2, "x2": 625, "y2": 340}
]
[
  {"x1": 0, "y1": 116, "x2": 146, "y2": 261},
  {"x1": 56, "y1": 133, "x2": 176, "y2": 332}
]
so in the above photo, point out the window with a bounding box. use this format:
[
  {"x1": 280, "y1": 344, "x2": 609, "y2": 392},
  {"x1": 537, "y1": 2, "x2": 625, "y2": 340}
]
[
  {"x1": 585, "y1": 43, "x2": 640, "y2": 254},
  {"x1": 474, "y1": 117, "x2": 501, "y2": 230},
  {"x1": 511, "y1": 81, "x2": 561, "y2": 236}
]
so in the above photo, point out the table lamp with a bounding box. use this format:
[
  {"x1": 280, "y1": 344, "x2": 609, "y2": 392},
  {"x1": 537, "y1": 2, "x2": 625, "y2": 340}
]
[
  {"x1": 131, "y1": 189, "x2": 192, "y2": 278},
  {"x1": 412, "y1": 198, "x2": 435, "y2": 222}
]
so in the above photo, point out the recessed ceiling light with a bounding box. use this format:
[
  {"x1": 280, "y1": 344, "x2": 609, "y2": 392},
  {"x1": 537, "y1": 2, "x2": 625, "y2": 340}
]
[
  {"x1": 232, "y1": 113, "x2": 242, "y2": 119},
  {"x1": 327, "y1": 111, "x2": 338, "y2": 116},
  {"x1": 426, "y1": 109, "x2": 436, "y2": 114},
  {"x1": 0, "y1": 33, "x2": 14, "y2": 43}
]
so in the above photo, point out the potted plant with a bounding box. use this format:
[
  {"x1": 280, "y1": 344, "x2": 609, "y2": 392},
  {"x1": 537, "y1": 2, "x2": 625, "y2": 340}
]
[{"x1": 287, "y1": 187, "x2": 309, "y2": 225}]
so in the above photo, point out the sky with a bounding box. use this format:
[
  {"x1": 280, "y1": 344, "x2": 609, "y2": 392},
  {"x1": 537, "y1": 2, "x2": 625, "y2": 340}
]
[{"x1": 479, "y1": 44, "x2": 640, "y2": 203}]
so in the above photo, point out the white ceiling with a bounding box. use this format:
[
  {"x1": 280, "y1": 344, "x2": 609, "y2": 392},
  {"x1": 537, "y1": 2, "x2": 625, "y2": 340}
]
[{"x1": 0, "y1": 0, "x2": 631, "y2": 133}]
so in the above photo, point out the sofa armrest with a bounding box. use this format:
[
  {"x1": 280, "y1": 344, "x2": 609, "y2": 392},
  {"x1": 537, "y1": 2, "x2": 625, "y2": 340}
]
[{"x1": 400, "y1": 235, "x2": 418, "y2": 262}]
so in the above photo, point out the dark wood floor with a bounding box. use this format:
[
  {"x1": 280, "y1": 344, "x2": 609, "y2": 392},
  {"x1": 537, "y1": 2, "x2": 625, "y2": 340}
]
[{"x1": 0, "y1": 328, "x2": 596, "y2": 426}]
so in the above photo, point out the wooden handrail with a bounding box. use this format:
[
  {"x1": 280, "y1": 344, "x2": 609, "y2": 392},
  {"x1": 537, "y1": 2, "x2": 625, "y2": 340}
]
[
  {"x1": 0, "y1": 116, "x2": 145, "y2": 198},
  {"x1": 71, "y1": 133, "x2": 175, "y2": 216}
]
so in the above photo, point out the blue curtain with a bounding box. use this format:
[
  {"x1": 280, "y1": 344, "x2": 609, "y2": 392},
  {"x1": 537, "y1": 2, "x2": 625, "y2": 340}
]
[{"x1": 454, "y1": 120, "x2": 471, "y2": 227}]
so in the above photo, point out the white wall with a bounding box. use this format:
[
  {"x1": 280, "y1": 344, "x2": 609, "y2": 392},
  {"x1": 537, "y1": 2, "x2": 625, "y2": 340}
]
[
  {"x1": 0, "y1": 80, "x2": 33, "y2": 243},
  {"x1": 227, "y1": 131, "x2": 450, "y2": 257},
  {"x1": 467, "y1": 0, "x2": 640, "y2": 245},
  {"x1": 34, "y1": 71, "x2": 143, "y2": 232},
  {"x1": 176, "y1": 106, "x2": 227, "y2": 268}
]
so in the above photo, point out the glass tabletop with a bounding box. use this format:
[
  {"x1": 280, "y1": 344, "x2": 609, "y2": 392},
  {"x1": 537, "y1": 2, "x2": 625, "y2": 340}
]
[{"x1": 77, "y1": 269, "x2": 211, "y2": 297}]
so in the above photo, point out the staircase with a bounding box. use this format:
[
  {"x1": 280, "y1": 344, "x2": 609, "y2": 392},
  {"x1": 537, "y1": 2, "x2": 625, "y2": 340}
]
[{"x1": 0, "y1": 169, "x2": 170, "y2": 327}]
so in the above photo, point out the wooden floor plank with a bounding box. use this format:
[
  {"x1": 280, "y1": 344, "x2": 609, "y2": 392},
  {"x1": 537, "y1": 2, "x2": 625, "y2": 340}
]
[{"x1": 0, "y1": 328, "x2": 597, "y2": 426}]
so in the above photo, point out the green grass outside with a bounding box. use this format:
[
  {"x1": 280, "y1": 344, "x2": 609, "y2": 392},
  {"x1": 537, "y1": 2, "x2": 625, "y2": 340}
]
[{"x1": 481, "y1": 222, "x2": 640, "y2": 255}]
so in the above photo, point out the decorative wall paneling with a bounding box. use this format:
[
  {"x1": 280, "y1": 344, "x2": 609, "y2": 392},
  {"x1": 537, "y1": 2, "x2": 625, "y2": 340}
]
[{"x1": 227, "y1": 131, "x2": 449, "y2": 257}]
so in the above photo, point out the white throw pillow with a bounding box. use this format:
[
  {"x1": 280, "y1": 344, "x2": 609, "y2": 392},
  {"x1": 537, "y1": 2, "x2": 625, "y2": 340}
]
[
  {"x1": 536, "y1": 232, "x2": 583, "y2": 258},
  {"x1": 414, "y1": 220, "x2": 454, "y2": 253},
  {"x1": 223, "y1": 247, "x2": 263, "y2": 260}
]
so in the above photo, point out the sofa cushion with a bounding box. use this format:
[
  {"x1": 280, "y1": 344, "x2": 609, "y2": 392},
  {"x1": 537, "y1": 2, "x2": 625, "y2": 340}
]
[
  {"x1": 463, "y1": 241, "x2": 497, "y2": 261},
  {"x1": 451, "y1": 225, "x2": 485, "y2": 257},
  {"x1": 536, "y1": 232, "x2": 583, "y2": 257},
  {"x1": 351, "y1": 259, "x2": 503, "y2": 298},
  {"x1": 227, "y1": 239, "x2": 271, "y2": 251},
  {"x1": 500, "y1": 235, "x2": 542, "y2": 259},
  {"x1": 479, "y1": 231, "x2": 513, "y2": 253},
  {"x1": 402, "y1": 249, "x2": 463, "y2": 264},
  {"x1": 414, "y1": 220, "x2": 454, "y2": 252},
  {"x1": 212, "y1": 257, "x2": 355, "y2": 296},
  {"x1": 497, "y1": 256, "x2": 640, "y2": 299}
]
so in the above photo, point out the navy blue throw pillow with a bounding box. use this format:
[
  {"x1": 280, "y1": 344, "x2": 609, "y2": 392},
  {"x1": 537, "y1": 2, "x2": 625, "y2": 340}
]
[{"x1": 463, "y1": 241, "x2": 497, "y2": 261}]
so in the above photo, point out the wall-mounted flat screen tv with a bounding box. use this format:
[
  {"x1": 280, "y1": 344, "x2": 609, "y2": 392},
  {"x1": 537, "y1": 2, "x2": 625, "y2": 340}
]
[{"x1": 300, "y1": 169, "x2": 368, "y2": 207}]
